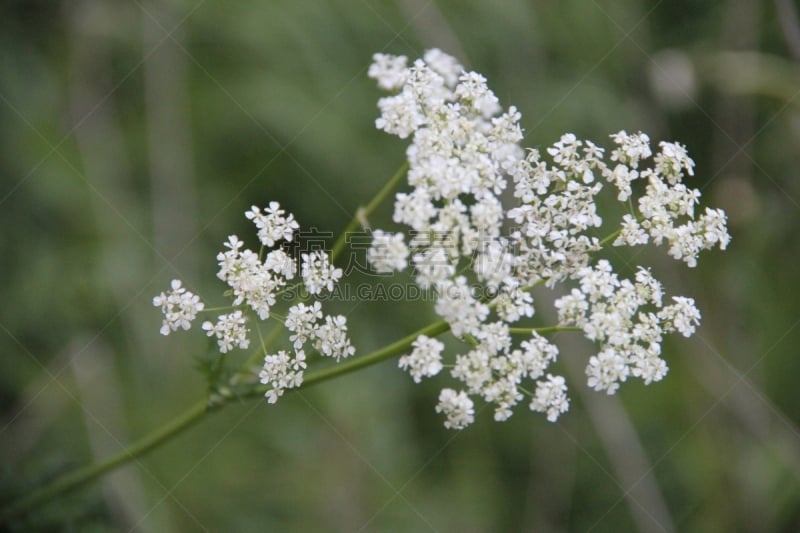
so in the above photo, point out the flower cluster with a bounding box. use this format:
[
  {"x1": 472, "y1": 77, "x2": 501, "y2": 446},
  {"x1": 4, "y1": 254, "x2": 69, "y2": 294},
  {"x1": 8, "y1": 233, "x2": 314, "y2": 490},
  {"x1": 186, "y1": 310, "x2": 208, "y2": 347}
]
[
  {"x1": 367, "y1": 230, "x2": 409, "y2": 273},
  {"x1": 153, "y1": 280, "x2": 205, "y2": 336},
  {"x1": 153, "y1": 203, "x2": 354, "y2": 403},
  {"x1": 152, "y1": 49, "x2": 729, "y2": 431},
  {"x1": 399, "y1": 334, "x2": 444, "y2": 383},
  {"x1": 554, "y1": 261, "x2": 700, "y2": 394},
  {"x1": 369, "y1": 49, "x2": 730, "y2": 429}
]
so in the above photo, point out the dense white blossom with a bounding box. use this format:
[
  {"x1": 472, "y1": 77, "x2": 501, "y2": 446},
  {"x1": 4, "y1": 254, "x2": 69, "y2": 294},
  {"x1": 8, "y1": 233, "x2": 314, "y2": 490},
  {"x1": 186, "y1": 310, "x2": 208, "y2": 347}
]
[
  {"x1": 368, "y1": 53, "x2": 408, "y2": 90},
  {"x1": 655, "y1": 141, "x2": 694, "y2": 183},
  {"x1": 436, "y1": 389, "x2": 475, "y2": 430},
  {"x1": 215, "y1": 235, "x2": 282, "y2": 320},
  {"x1": 259, "y1": 349, "x2": 306, "y2": 404},
  {"x1": 301, "y1": 250, "x2": 342, "y2": 295},
  {"x1": 519, "y1": 333, "x2": 559, "y2": 380},
  {"x1": 586, "y1": 349, "x2": 630, "y2": 394},
  {"x1": 659, "y1": 296, "x2": 702, "y2": 337},
  {"x1": 245, "y1": 202, "x2": 299, "y2": 247},
  {"x1": 399, "y1": 335, "x2": 444, "y2": 383},
  {"x1": 202, "y1": 311, "x2": 249, "y2": 354},
  {"x1": 368, "y1": 230, "x2": 409, "y2": 273},
  {"x1": 313, "y1": 314, "x2": 355, "y2": 361},
  {"x1": 434, "y1": 276, "x2": 489, "y2": 337},
  {"x1": 610, "y1": 130, "x2": 652, "y2": 168},
  {"x1": 615, "y1": 214, "x2": 649, "y2": 246},
  {"x1": 153, "y1": 280, "x2": 205, "y2": 336},
  {"x1": 264, "y1": 249, "x2": 296, "y2": 279},
  {"x1": 529, "y1": 375, "x2": 570, "y2": 422},
  {"x1": 369, "y1": 49, "x2": 729, "y2": 429},
  {"x1": 285, "y1": 302, "x2": 323, "y2": 349},
  {"x1": 155, "y1": 49, "x2": 730, "y2": 431},
  {"x1": 155, "y1": 202, "x2": 354, "y2": 406}
]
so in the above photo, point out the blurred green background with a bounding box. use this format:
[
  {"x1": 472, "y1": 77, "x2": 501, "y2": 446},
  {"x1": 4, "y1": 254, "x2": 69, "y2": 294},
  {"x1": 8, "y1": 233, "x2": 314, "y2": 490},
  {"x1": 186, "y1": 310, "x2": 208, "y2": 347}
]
[{"x1": 2, "y1": 0, "x2": 800, "y2": 531}]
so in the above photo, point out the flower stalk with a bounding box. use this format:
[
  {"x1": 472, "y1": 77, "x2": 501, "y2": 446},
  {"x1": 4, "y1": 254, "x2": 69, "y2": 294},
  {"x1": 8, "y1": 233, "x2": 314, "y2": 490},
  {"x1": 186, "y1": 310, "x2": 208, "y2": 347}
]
[
  {"x1": 329, "y1": 160, "x2": 409, "y2": 264},
  {"x1": 1, "y1": 163, "x2": 413, "y2": 522},
  {"x1": 1, "y1": 319, "x2": 450, "y2": 522}
]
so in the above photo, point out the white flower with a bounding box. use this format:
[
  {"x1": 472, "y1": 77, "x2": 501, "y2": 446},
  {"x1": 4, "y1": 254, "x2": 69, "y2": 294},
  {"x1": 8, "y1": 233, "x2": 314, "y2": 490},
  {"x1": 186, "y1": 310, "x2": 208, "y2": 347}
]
[
  {"x1": 548, "y1": 133, "x2": 596, "y2": 183},
  {"x1": 614, "y1": 215, "x2": 649, "y2": 247},
  {"x1": 202, "y1": 311, "x2": 249, "y2": 353},
  {"x1": 529, "y1": 374, "x2": 569, "y2": 422},
  {"x1": 245, "y1": 201, "x2": 299, "y2": 247},
  {"x1": 659, "y1": 296, "x2": 701, "y2": 337},
  {"x1": 301, "y1": 251, "x2": 342, "y2": 295},
  {"x1": 259, "y1": 349, "x2": 307, "y2": 404},
  {"x1": 413, "y1": 247, "x2": 456, "y2": 289},
  {"x1": 215, "y1": 235, "x2": 288, "y2": 320},
  {"x1": 470, "y1": 197, "x2": 504, "y2": 238},
  {"x1": 264, "y1": 249, "x2": 296, "y2": 279},
  {"x1": 285, "y1": 302, "x2": 323, "y2": 349},
  {"x1": 605, "y1": 164, "x2": 639, "y2": 201},
  {"x1": 473, "y1": 239, "x2": 515, "y2": 290},
  {"x1": 454, "y1": 71, "x2": 501, "y2": 118},
  {"x1": 314, "y1": 315, "x2": 355, "y2": 361},
  {"x1": 216, "y1": 235, "x2": 245, "y2": 282},
  {"x1": 654, "y1": 141, "x2": 694, "y2": 183},
  {"x1": 399, "y1": 335, "x2": 444, "y2": 383},
  {"x1": 149, "y1": 49, "x2": 732, "y2": 430},
  {"x1": 634, "y1": 267, "x2": 663, "y2": 307},
  {"x1": 630, "y1": 346, "x2": 668, "y2": 384},
  {"x1": 555, "y1": 289, "x2": 589, "y2": 327},
  {"x1": 393, "y1": 188, "x2": 436, "y2": 230},
  {"x1": 491, "y1": 286, "x2": 535, "y2": 323},
  {"x1": 475, "y1": 321, "x2": 511, "y2": 355},
  {"x1": 577, "y1": 260, "x2": 619, "y2": 303},
  {"x1": 436, "y1": 388, "x2": 475, "y2": 430},
  {"x1": 376, "y1": 90, "x2": 425, "y2": 139},
  {"x1": 368, "y1": 53, "x2": 408, "y2": 90},
  {"x1": 519, "y1": 333, "x2": 559, "y2": 380},
  {"x1": 434, "y1": 276, "x2": 489, "y2": 338},
  {"x1": 483, "y1": 377, "x2": 523, "y2": 422},
  {"x1": 586, "y1": 349, "x2": 630, "y2": 394},
  {"x1": 153, "y1": 279, "x2": 205, "y2": 335},
  {"x1": 451, "y1": 348, "x2": 493, "y2": 395},
  {"x1": 368, "y1": 230, "x2": 409, "y2": 273},
  {"x1": 191, "y1": 48, "x2": 736, "y2": 427},
  {"x1": 697, "y1": 207, "x2": 731, "y2": 250},
  {"x1": 423, "y1": 48, "x2": 462, "y2": 88},
  {"x1": 610, "y1": 130, "x2": 652, "y2": 168}
]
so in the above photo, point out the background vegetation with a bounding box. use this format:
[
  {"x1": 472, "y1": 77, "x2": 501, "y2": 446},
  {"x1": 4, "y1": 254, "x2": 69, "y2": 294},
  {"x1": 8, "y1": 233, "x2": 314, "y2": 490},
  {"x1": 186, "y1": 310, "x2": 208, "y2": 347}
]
[{"x1": 2, "y1": 0, "x2": 799, "y2": 531}]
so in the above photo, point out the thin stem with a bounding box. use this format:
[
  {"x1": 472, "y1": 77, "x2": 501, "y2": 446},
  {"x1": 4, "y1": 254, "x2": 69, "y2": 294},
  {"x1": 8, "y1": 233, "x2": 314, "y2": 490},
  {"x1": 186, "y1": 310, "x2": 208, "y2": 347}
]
[
  {"x1": 330, "y1": 161, "x2": 409, "y2": 263},
  {"x1": 509, "y1": 325, "x2": 583, "y2": 335},
  {"x1": 201, "y1": 306, "x2": 236, "y2": 313},
  {"x1": 0, "y1": 400, "x2": 210, "y2": 522},
  {"x1": 0, "y1": 318, "x2": 450, "y2": 522},
  {"x1": 599, "y1": 227, "x2": 622, "y2": 248},
  {"x1": 259, "y1": 319, "x2": 450, "y2": 396},
  {"x1": 231, "y1": 321, "x2": 287, "y2": 384}
]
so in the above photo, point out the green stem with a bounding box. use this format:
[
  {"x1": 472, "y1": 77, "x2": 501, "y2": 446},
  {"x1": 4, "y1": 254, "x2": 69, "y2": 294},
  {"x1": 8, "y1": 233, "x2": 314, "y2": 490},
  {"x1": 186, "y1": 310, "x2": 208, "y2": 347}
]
[
  {"x1": 599, "y1": 212, "x2": 647, "y2": 248},
  {"x1": 330, "y1": 161, "x2": 409, "y2": 263},
  {"x1": 230, "y1": 321, "x2": 287, "y2": 385},
  {"x1": 0, "y1": 318, "x2": 449, "y2": 522},
  {"x1": 509, "y1": 325, "x2": 583, "y2": 335},
  {"x1": 599, "y1": 227, "x2": 622, "y2": 247},
  {"x1": 283, "y1": 319, "x2": 448, "y2": 392},
  {"x1": 0, "y1": 400, "x2": 210, "y2": 522}
]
